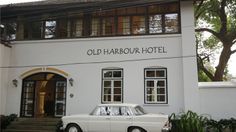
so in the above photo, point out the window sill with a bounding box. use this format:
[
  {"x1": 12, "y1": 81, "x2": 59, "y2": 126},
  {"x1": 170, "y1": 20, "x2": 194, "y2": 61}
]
[{"x1": 142, "y1": 104, "x2": 169, "y2": 107}]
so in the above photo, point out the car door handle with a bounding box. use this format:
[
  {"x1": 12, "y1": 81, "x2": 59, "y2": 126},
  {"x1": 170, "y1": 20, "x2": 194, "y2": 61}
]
[
  {"x1": 105, "y1": 117, "x2": 111, "y2": 120},
  {"x1": 125, "y1": 117, "x2": 132, "y2": 120}
]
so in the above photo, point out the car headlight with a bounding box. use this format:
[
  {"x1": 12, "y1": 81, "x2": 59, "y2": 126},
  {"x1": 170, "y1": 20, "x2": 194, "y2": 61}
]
[{"x1": 162, "y1": 121, "x2": 171, "y2": 132}]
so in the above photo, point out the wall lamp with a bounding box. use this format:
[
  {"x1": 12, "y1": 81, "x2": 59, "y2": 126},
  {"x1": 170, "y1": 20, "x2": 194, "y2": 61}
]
[
  {"x1": 12, "y1": 79, "x2": 18, "y2": 87},
  {"x1": 69, "y1": 78, "x2": 74, "y2": 86}
]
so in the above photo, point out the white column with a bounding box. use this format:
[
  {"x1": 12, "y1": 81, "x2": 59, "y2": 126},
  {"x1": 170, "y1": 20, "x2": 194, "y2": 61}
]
[
  {"x1": 0, "y1": 44, "x2": 11, "y2": 115},
  {"x1": 180, "y1": 1, "x2": 200, "y2": 112}
]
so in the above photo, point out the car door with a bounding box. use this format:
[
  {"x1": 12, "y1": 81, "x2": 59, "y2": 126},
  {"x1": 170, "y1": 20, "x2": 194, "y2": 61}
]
[
  {"x1": 110, "y1": 106, "x2": 133, "y2": 132},
  {"x1": 88, "y1": 106, "x2": 110, "y2": 132}
]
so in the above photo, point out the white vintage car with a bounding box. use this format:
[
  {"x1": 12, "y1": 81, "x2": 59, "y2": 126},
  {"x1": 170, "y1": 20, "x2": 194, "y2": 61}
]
[{"x1": 61, "y1": 103, "x2": 170, "y2": 132}]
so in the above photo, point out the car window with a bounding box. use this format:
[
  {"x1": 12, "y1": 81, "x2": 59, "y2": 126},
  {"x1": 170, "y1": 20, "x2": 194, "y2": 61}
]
[
  {"x1": 110, "y1": 106, "x2": 131, "y2": 116},
  {"x1": 133, "y1": 106, "x2": 147, "y2": 115},
  {"x1": 92, "y1": 106, "x2": 111, "y2": 116}
]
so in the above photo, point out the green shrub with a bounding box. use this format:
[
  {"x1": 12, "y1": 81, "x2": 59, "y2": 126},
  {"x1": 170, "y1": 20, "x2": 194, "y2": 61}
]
[
  {"x1": 206, "y1": 118, "x2": 236, "y2": 132},
  {"x1": 0, "y1": 114, "x2": 17, "y2": 130},
  {"x1": 169, "y1": 111, "x2": 208, "y2": 132}
]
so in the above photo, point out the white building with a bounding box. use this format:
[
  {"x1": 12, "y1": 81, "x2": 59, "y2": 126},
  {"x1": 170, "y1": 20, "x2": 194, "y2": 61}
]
[{"x1": 0, "y1": 0, "x2": 199, "y2": 118}]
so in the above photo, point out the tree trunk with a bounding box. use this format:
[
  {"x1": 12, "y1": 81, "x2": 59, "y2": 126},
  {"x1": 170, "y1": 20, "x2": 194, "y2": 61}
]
[{"x1": 213, "y1": 44, "x2": 231, "y2": 81}]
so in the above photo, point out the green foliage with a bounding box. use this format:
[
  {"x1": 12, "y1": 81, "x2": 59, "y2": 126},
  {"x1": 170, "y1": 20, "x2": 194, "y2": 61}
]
[
  {"x1": 169, "y1": 111, "x2": 208, "y2": 132},
  {"x1": 206, "y1": 118, "x2": 236, "y2": 132},
  {"x1": 195, "y1": 0, "x2": 236, "y2": 81},
  {"x1": 169, "y1": 111, "x2": 236, "y2": 132},
  {"x1": 0, "y1": 114, "x2": 17, "y2": 130},
  {"x1": 198, "y1": 70, "x2": 212, "y2": 82}
]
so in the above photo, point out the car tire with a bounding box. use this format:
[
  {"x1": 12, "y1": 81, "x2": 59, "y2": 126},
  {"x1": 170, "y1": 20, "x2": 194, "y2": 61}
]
[
  {"x1": 66, "y1": 124, "x2": 82, "y2": 132},
  {"x1": 129, "y1": 127, "x2": 146, "y2": 132}
]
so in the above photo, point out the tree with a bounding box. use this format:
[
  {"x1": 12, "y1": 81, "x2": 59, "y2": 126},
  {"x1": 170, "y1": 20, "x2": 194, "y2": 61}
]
[{"x1": 195, "y1": 0, "x2": 236, "y2": 81}]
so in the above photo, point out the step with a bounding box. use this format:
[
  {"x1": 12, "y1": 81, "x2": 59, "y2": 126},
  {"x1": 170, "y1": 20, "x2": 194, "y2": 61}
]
[
  {"x1": 3, "y1": 129, "x2": 55, "y2": 132},
  {"x1": 3, "y1": 118, "x2": 60, "y2": 132}
]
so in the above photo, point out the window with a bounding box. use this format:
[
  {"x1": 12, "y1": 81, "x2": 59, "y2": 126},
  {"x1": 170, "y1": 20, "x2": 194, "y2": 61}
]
[
  {"x1": 20, "y1": 2, "x2": 180, "y2": 40},
  {"x1": 102, "y1": 69, "x2": 123, "y2": 103},
  {"x1": 102, "y1": 17, "x2": 115, "y2": 36},
  {"x1": 132, "y1": 16, "x2": 146, "y2": 34},
  {"x1": 144, "y1": 68, "x2": 167, "y2": 104},
  {"x1": 44, "y1": 21, "x2": 56, "y2": 39},
  {"x1": 149, "y1": 15, "x2": 162, "y2": 34},
  {"x1": 91, "y1": 106, "x2": 130, "y2": 116},
  {"x1": 57, "y1": 19, "x2": 68, "y2": 38},
  {"x1": 70, "y1": 19, "x2": 83, "y2": 37},
  {"x1": 91, "y1": 18, "x2": 101, "y2": 36},
  {"x1": 165, "y1": 13, "x2": 179, "y2": 33},
  {"x1": 118, "y1": 16, "x2": 130, "y2": 35}
]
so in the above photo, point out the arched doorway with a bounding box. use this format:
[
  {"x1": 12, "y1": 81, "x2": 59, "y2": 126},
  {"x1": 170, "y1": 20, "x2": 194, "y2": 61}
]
[{"x1": 20, "y1": 72, "x2": 67, "y2": 118}]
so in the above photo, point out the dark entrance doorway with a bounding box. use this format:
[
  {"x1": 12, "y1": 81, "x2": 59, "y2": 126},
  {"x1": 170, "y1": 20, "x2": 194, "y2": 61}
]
[{"x1": 20, "y1": 72, "x2": 67, "y2": 118}]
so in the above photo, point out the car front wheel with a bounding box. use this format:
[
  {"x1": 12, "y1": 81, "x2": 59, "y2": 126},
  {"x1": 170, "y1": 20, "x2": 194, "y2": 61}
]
[
  {"x1": 129, "y1": 127, "x2": 145, "y2": 132},
  {"x1": 66, "y1": 124, "x2": 82, "y2": 132}
]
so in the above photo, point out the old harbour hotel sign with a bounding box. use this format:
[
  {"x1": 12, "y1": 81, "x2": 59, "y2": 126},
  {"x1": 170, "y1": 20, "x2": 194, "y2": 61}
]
[{"x1": 87, "y1": 46, "x2": 167, "y2": 56}]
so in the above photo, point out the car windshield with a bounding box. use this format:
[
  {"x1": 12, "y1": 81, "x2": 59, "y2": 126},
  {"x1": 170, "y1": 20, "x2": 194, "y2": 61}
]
[{"x1": 133, "y1": 106, "x2": 147, "y2": 115}]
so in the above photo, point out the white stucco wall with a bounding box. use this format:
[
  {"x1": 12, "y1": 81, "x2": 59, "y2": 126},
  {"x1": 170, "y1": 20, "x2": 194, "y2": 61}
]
[
  {"x1": 0, "y1": 44, "x2": 11, "y2": 115},
  {"x1": 180, "y1": 1, "x2": 199, "y2": 112},
  {"x1": 5, "y1": 34, "x2": 188, "y2": 116},
  {"x1": 199, "y1": 81, "x2": 236, "y2": 120}
]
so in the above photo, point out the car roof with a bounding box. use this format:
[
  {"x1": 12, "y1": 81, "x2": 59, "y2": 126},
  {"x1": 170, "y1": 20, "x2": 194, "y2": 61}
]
[{"x1": 97, "y1": 103, "x2": 139, "y2": 107}]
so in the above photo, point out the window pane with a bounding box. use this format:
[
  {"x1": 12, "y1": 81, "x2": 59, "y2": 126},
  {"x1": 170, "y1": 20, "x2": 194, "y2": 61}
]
[
  {"x1": 147, "y1": 81, "x2": 154, "y2": 87},
  {"x1": 157, "y1": 95, "x2": 165, "y2": 102},
  {"x1": 104, "y1": 71, "x2": 112, "y2": 78},
  {"x1": 114, "y1": 81, "x2": 121, "y2": 87},
  {"x1": 147, "y1": 88, "x2": 155, "y2": 94},
  {"x1": 132, "y1": 16, "x2": 146, "y2": 34},
  {"x1": 71, "y1": 19, "x2": 83, "y2": 37},
  {"x1": 102, "y1": 17, "x2": 115, "y2": 36},
  {"x1": 45, "y1": 21, "x2": 56, "y2": 39},
  {"x1": 111, "y1": 107, "x2": 120, "y2": 116},
  {"x1": 147, "y1": 95, "x2": 155, "y2": 102},
  {"x1": 31, "y1": 21, "x2": 42, "y2": 39},
  {"x1": 165, "y1": 14, "x2": 179, "y2": 33},
  {"x1": 113, "y1": 71, "x2": 122, "y2": 77},
  {"x1": 118, "y1": 16, "x2": 130, "y2": 35},
  {"x1": 149, "y1": 15, "x2": 162, "y2": 34},
  {"x1": 146, "y1": 70, "x2": 155, "y2": 77},
  {"x1": 104, "y1": 88, "x2": 111, "y2": 94},
  {"x1": 91, "y1": 18, "x2": 101, "y2": 36},
  {"x1": 56, "y1": 93, "x2": 65, "y2": 101},
  {"x1": 114, "y1": 88, "x2": 121, "y2": 94},
  {"x1": 157, "y1": 88, "x2": 165, "y2": 94},
  {"x1": 157, "y1": 80, "x2": 165, "y2": 87},
  {"x1": 156, "y1": 70, "x2": 165, "y2": 77},
  {"x1": 56, "y1": 103, "x2": 64, "y2": 115},
  {"x1": 104, "y1": 81, "x2": 111, "y2": 87},
  {"x1": 104, "y1": 95, "x2": 111, "y2": 102},
  {"x1": 57, "y1": 19, "x2": 67, "y2": 38},
  {"x1": 114, "y1": 95, "x2": 121, "y2": 101}
]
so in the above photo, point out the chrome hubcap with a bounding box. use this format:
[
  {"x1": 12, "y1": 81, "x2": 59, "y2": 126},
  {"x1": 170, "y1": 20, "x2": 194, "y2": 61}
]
[
  {"x1": 68, "y1": 126, "x2": 78, "y2": 132},
  {"x1": 132, "y1": 128, "x2": 142, "y2": 132}
]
